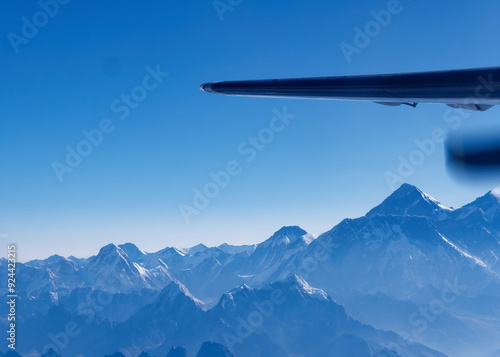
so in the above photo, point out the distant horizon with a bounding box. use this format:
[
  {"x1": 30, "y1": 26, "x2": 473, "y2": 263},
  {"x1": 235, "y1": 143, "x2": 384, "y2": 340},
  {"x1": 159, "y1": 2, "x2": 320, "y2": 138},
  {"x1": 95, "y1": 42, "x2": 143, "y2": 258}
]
[{"x1": 14, "y1": 182, "x2": 498, "y2": 262}]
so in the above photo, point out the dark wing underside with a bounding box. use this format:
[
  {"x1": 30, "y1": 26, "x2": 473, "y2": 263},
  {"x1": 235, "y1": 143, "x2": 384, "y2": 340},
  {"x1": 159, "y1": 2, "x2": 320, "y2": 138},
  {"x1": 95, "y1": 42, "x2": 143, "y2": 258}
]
[{"x1": 201, "y1": 66, "x2": 500, "y2": 111}]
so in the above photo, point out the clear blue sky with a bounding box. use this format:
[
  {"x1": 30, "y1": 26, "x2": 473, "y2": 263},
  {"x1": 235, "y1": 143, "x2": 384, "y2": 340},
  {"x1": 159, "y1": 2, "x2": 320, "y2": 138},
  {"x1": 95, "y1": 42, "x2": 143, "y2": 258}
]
[{"x1": 2, "y1": 0, "x2": 500, "y2": 260}]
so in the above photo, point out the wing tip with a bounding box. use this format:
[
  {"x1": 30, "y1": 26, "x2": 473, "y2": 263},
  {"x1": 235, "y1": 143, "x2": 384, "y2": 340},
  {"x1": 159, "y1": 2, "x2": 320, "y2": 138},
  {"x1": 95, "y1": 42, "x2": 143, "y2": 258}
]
[{"x1": 200, "y1": 82, "x2": 217, "y2": 94}]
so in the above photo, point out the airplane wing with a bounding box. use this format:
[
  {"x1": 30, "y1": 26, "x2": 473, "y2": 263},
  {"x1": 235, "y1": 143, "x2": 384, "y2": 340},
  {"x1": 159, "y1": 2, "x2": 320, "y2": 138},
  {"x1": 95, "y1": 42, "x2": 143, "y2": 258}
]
[{"x1": 201, "y1": 66, "x2": 500, "y2": 111}]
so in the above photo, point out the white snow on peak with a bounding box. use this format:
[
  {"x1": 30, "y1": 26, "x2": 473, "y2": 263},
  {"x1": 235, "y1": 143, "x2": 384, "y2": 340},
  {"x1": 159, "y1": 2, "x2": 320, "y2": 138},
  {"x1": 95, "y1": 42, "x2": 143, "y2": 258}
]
[
  {"x1": 422, "y1": 192, "x2": 454, "y2": 211},
  {"x1": 287, "y1": 275, "x2": 329, "y2": 300},
  {"x1": 172, "y1": 248, "x2": 187, "y2": 256},
  {"x1": 491, "y1": 187, "x2": 500, "y2": 199},
  {"x1": 120, "y1": 243, "x2": 147, "y2": 255},
  {"x1": 302, "y1": 233, "x2": 317, "y2": 245},
  {"x1": 133, "y1": 262, "x2": 151, "y2": 279},
  {"x1": 438, "y1": 233, "x2": 487, "y2": 267},
  {"x1": 223, "y1": 284, "x2": 253, "y2": 302},
  {"x1": 237, "y1": 284, "x2": 252, "y2": 291}
]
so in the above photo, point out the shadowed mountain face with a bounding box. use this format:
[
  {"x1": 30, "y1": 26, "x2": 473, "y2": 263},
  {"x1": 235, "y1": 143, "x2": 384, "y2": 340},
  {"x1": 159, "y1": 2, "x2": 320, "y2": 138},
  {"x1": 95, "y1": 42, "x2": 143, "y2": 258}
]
[
  {"x1": 41, "y1": 276, "x2": 443, "y2": 357},
  {"x1": 3, "y1": 184, "x2": 500, "y2": 357},
  {"x1": 196, "y1": 342, "x2": 235, "y2": 357},
  {"x1": 40, "y1": 349, "x2": 62, "y2": 357},
  {"x1": 167, "y1": 346, "x2": 188, "y2": 357},
  {"x1": 137, "y1": 352, "x2": 153, "y2": 357},
  {"x1": 3, "y1": 351, "x2": 23, "y2": 357},
  {"x1": 280, "y1": 214, "x2": 497, "y2": 300}
]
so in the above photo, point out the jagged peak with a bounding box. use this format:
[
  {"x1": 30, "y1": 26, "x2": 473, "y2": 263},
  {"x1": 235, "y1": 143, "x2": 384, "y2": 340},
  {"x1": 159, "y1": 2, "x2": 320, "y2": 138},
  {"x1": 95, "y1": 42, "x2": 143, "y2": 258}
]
[
  {"x1": 259, "y1": 226, "x2": 310, "y2": 249},
  {"x1": 185, "y1": 243, "x2": 209, "y2": 255},
  {"x1": 279, "y1": 274, "x2": 329, "y2": 300},
  {"x1": 273, "y1": 225, "x2": 308, "y2": 237},
  {"x1": 217, "y1": 284, "x2": 253, "y2": 306},
  {"x1": 367, "y1": 183, "x2": 452, "y2": 219},
  {"x1": 67, "y1": 255, "x2": 85, "y2": 264},
  {"x1": 457, "y1": 189, "x2": 500, "y2": 222},
  {"x1": 196, "y1": 341, "x2": 234, "y2": 357},
  {"x1": 196, "y1": 255, "x2": 222, "y2": 268},
  {"x1": 167, "y1": 346, "x2": 188, "y2": 357},
  {"x1": 478, "y1": 189, "x2": 500, "y2": 203},
  {"x1": 137, "y1": 352, "x2": 152, "y2": 357},
  {"x1": 46, "y1": 256, "x2": 79, "y2": 270},
  {"x1": 157, "y1": 281, "x2": 206, "y2": 310},
  {"x1": 86, "y1": 244, "x2": 139, "y2": 276},
  {"x1": 224, "y1": 284, "x2": 253, "y2": 297},
  {"x1": 98, "y1": 243, "x2": 120, "y2": 254},
  {"x1": 47, "y1": 254, "x2": 65, "y2": 261},
  {"x1": 25, "y1": 254, "x2": 66, "y2": 267},
  {"x1": 490, "y1": 188, "x2": 500, "y2": 199},
  {"x1": 118, "y1": 243, "x2": 147, "y2": 256},
  {"x1": 42, "y1": 348, "x2": 62, "y2": 357},
  {"x1": 157, "y1": 246, "x2": 186, "y2": 257},
  {"x1": 94, "y1": 244, "x2": 131, "y2": 261},
  {"x1": 391, "y1": 184, "x2": 450, "y2": 208}
]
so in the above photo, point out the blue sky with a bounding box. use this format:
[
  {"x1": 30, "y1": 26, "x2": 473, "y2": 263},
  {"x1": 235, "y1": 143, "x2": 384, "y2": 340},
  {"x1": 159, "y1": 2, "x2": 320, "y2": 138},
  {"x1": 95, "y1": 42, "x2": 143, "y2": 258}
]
[{"x1": 2, "y1": 0, "x2": 500, "y2": 260}]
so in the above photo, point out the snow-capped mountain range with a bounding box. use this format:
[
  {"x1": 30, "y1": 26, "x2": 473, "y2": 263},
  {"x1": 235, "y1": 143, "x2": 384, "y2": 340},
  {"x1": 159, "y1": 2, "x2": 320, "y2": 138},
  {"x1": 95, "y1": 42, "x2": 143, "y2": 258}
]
[{"x1": 2, "y1": 184, "x2": 500, "y2": 357}]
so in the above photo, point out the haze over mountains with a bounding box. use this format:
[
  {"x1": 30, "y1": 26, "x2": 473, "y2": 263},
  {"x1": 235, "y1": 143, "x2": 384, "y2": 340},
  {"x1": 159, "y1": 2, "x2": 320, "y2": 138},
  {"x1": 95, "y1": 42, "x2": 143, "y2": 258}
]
[{"x1": 1, "y1": 184, "x2": 500, "y2": 357}]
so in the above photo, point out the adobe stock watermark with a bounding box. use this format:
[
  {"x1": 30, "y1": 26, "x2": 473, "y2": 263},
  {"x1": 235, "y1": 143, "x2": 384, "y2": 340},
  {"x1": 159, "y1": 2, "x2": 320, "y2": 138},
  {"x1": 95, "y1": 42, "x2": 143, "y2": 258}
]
[
  {"x1": 339, "y1": 0, "x2": 408, "y2": 64},
  {"x1": 213, "y1": 0, "x2": 243, "y2": 21},
  {"x1": 28, "y1": 290, "x2": 112, "y2": 356},
  {"x1": 51, "y1": 64, "x2": 169, "y2": 183},
  {"x1": 225, "y1": 230, "x2": 333, "y2": 351},
  {"x1": 7, "y1": 0, "x2": 72, "y2": 54},
  {"x1": 384, "y1": 73, "x2": 500, "y2": 191},
  {"x1": 178, "y1": 107, "x2": 296, "y2": 224},
  {"x1": 379, "y1": 276, "x2": 467, "y2": 357}
]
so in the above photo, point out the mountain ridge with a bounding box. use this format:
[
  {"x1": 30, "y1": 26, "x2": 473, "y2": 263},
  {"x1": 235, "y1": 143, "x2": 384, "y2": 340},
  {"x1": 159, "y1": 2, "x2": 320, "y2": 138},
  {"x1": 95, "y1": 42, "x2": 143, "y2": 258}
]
[{"x1": 5, "y1": 184, "x2": 500, "y2": 357}]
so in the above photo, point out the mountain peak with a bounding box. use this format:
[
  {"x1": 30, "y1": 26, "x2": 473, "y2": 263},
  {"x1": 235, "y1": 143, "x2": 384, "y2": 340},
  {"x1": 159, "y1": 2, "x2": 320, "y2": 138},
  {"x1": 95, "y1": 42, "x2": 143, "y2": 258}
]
[
  {"x1": 118, "y1": 243, "x2": 146, "y2": 260},
  {"x1": 223, "y1": 284, "x2": 253, "y2": 299},
  {"x1": 457, "y1": 189, "x2": 500, "y2": 222},
  {"x1": 367, "y1": 183, "x2": 452, "y2": 219},
  {"x1": 167, "y1": 346, "x2": 188, "y2": 357},
  {"x1": 274, "y1": 226, "x2": 308, "y2": 236},
  {"x1": 94, "y1": 244, "x2": 130, "y2": 262},
  {"x1": 397, "y1": 182, "x2": 420, "y2": 193},
  {"x1": 25, "y1": 254, "x2": 66, "y2": 268},
  {"x1": 483, "y1": 189, "x2": 500, "y2": 203},
  {"x1": 99, "y1": 243, "x2": 120, "y2": 254},
  {"x1": 157, "y1": 281, "x2": 205, "y2": 310},
  {"x1": 137, "y1": 352, "x2": 153, "y2": 357},
  {"x1": 184, "y1": 243, "x2": 209, "y2": 255},
  {"x1": 275, "y1": 275, "x2": 329, "y2": 301},
  {"x1": 260, "y1": 226, "x2": 309, "y2": 249},
  {"x1": 196, "y1": 341, "x2": 234, "y2": 357},
  {"x1": 41, "y1": 348, "x2": 62, "y2": 357},
  {"x1": 194, "y1": 255, "x2": 222, "y2": 272}
]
